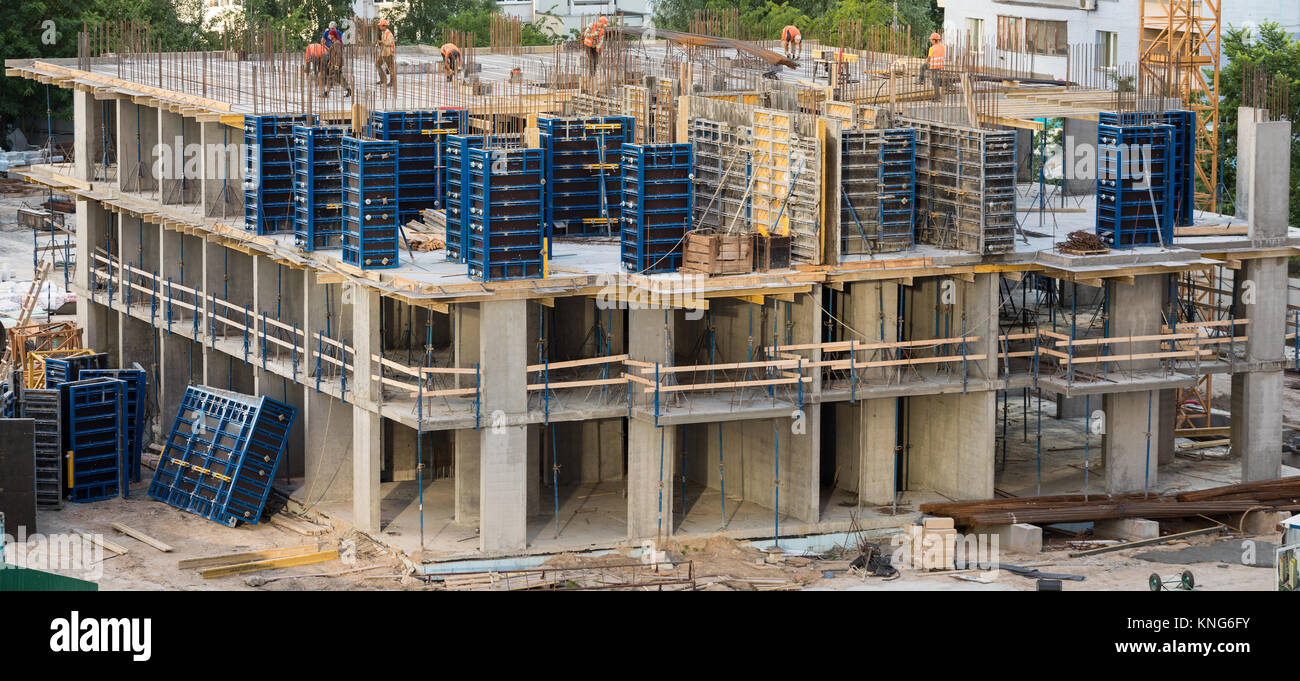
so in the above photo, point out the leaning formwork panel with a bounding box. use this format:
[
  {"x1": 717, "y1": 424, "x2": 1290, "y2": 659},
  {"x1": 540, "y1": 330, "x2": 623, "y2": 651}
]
[
  {"x1": 751, "y1": 109, "x2": 820, "y2": 264},
  {"x1": 80, "y1": 366, "x2": 147, "y2": 484},
  {"x1": 293, "y1": 125, "x2": 347, "y2": 251},
  {"x1": 690, "y1": 118, "x2": 752, "y2": 234},
  {"x1": 42, "y1": 352, "x2": 108, "y2": 388},
  {"x1": 1096, "y1": 122, "x2": 1175, "y2": 248},
  {"x1": 622, "y1": 143, "x2": 693, "y2": 273},
  {"x1": 59, "y1": 378, "x2": 127, "y2": 503},
  {"x1": 341, "y1": 137, "x2": 401, "y2": 269},
  {"x1": 907, "y1": 120, "x2": 1016, "y2": 255},
  {"x1": 371, "y1": 108, "x2": 469, "y2": 224},
  {"x1": 466, "y1": 147, "x2": 544, "y2": 281},
  {"x1": 539, "y1": 116, "x2": 633, "y2": 238},
  {"x1": 19, "y1": 388, "x2": 62, "y2": 508},
  {"x1": 445, "y1": 134, "x2": 485, "y2": 263},
  {"x1": 840, "y1": 129, "x2": 916, "y2": 255},
  {"x1": 245, "y1": 114, "x2": 318, "y2": 235},
  {"x1": 148, "y1": 386, "x2": 296, "y2": 527}
]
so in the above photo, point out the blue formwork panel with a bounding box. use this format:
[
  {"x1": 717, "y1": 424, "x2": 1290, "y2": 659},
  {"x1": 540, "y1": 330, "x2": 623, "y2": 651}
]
[
  {"x1": 466, "y1": 147, "x2": 545, "y2": 281},
  {"x1": 341, "y1": 137, "x2": 401, "y2": 269},
  {"x1": 80, "y1": 365, "x2": 147, "y2": 484},
  {"x1": 1097, "y1": 122, "x2": 1175, "y2": 248},
  {"x1": 42, "y1": 353, "x2": 108, "y2": 388},
  {"x1": 1100, "y1": 111, "x2": 1195, "y2": 227},
  {"x1": 59, "y1": 378, "x2": 127, "y2": 503},
  {"x1": 245, "y1": 114, "x2": 318, "y2": 235},
  {"x1": 148, "y1": 385, "x2": 297, "y2": 527},
  {"x1": 445, "y1": 134, "x2": 485, "y2": 263},
  {"x1": 540, "y1": 116, "x2": 634, "y2": 240},
  {"x1": 621, "y1": 143, "x2": 692, "y2": 273},
  {"x1": 839, "y1": 129, "x2": 916, "y2": 254},
  {"x1": 293, "y1": 125, "x2": 348, "y2": 251},
  {"x1": 371, "y1": 108, "x2": 469, "y2": 224}
]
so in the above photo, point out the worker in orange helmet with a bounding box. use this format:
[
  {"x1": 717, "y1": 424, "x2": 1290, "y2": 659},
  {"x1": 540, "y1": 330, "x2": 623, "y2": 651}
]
[
  {"x1": 781, "y1": 25, "x2": 802, "y2": 61},
  {"x1": 918, "y1": 31, "x2": 945, "y2": 99},
  {"x1": 583, "y1": 16, "x2": 608, "y2": 75},
  {"x1": 375, "y1": 18, "x2": 396, "y2": 87},
  {"x1": 441, "y1": 42, "x2": 461, "y2": 82}
]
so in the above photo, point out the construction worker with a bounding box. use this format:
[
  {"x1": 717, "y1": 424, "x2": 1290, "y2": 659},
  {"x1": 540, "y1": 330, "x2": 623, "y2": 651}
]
[
  {"x1": 304, "y1": 40, "x2": 329, "y2": 88},
  {"x1": 441, "y1": 42, "x2": 461, "y2": 82},
  {"x1": 322, "y1": 20, "x2": 342, "y2": 48},
  {"x1": 375, "y1": 18, "x2": 396, "y2": 87},
  {"x1": 781, "y1": 25, "x2": 802, "y2": 61},
  {"x1": 322, "y1": 38, "x2": 353, "y2": 98},
  {"x1": 919, "y1": 31, "x2": 945, "y2": 99},
  {"x1": 583, "y1": 16, "x2": 608, "y2": 75}
]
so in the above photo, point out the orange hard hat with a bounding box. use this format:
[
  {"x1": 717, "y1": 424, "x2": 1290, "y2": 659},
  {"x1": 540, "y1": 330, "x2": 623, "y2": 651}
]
[
  {"x1": 598, "y1": 16, "x2": 608, "y2": 25},
  {"x1": 930, "y1": 32, "x2": 941, "y2": 41},
  {"x1": 378, "y1": 18, "x2": 389, "y2": 27}
]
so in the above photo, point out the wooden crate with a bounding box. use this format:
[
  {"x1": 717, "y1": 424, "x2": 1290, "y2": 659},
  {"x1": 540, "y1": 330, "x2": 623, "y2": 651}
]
[
  {"x1": 753, "y1": 234, "x2": 791, "y2": 271},
  {"x1": 681, "y1": 231, "x2": 752, "y2": 275}
]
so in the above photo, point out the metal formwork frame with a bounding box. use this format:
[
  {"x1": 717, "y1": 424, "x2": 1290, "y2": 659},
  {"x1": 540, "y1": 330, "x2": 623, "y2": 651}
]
[
  {"x1": 19, "y1": 388, "x2": 63, "y2": 508},
  {"x1": 840, "y1": 128, "x2": 916, "y2": 255},
  {"x1": 1096, "y1": 122, "x2": 1175, "y2": 248},
  {"x1": 621, "y1": 142, "x2": 693, "y2": 273},
  {"x1": 539, "y1": 116, "x2": 633, "y2": 240},
  {"x1": 372, "y1": 108, "x2": 469, "y2": 224},
  {"x1": 444, "y1": 134, "x2": 485, "y2": 263},
  {"x1": 245, "y1": 114, "x2": 317, "y2": 235},
  {"x1": 466, "y1": 146, "x2": 545, "y2": 281},
  {"x1": 80, "y1": 365, "x2": 148, "y2": 484},
  {"x1": 293, "y1": 124, "x2": 347, "y2": 251},
  {"x1": 60, "y1": 377, "x2": 127, "y2": 503},
  {"x1": 148, "y1": 385, "x2": 296, "y2": 527},
  {"x1": 341, "y1": 136, "x2": 401, "y2": 269}
]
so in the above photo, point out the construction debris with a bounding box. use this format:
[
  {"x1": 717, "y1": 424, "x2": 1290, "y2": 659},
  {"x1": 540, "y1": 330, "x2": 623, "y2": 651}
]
[
  {"x1": 1057, "y1": 230, "x2": 1108, "y2": 255},
  {"x1": 920, "y1": 477, "x2": 1300, "y2": 527}
]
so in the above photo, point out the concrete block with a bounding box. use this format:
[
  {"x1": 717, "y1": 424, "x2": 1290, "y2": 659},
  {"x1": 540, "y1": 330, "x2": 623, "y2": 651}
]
[
  {"x1": 1094, "y1": 517, "x2": 1160, "y2": 541},
  {"x1": 973, "y1": 523, "x2": 1042, "y2": 554},
  {"x1": 1242, "y1": 511, "x2": 1292, "y2": 536}
]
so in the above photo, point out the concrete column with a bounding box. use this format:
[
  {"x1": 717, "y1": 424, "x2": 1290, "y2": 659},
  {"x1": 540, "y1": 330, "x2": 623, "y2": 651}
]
[
  {"x1": 1062, "y1": 117, "x2": 1098, "y2": 196},
  {"x1": 200, "y1": 121, "x2": 241, "y2": 219},
  {"x1": 73, "y1": 89, "x2": 100, "y2": 183},
  {"x1": 1246, "y1": 120, "x2": 1292, "y2": 240},
  {"x1": 158, "y1": 110, "x2": 184, "y2": 205},
  {"x1": 908, "y1": 390, "x2": 995, "y2": 499},
  {"x1": 1232, "y1": 255, "x2": 1289, "y2": 481},
  {"x1": 478, "y1": 299, "x2": 529, "y2": 552},
  {"x1": 1235, "y1": 107, "x2": 1267, "y2": 221},
  {"x1": 1157, "y1": 388, "x2": 1177, "y2": 465},
  {"x1": 1103, "y1": 390, "x2": 1160, "y2": 492},
  {"x1": 74, "y1": 200, "x2": 111, "y2": 351},
  {"x1": 627, "y1": 307, "x2": 676, "y2": 539},
  {"x1": 527, "y1": 424, "x2": 541, "y2": 516},
  {"x1": 858, "y1": 397, "x2": 898, "y2": 505},
  {"x1": 301, "y1": 389, "x2": 354, "y2": 505},
  {"x1": 453, "y1": 303, "x2": 480, "y2": 523},
  {"x1": 389, "y1": 421, "x2": 418, "y2": 482},
  {"x1": 350, "y1": 285, "x2": 382, "y2": 532}
]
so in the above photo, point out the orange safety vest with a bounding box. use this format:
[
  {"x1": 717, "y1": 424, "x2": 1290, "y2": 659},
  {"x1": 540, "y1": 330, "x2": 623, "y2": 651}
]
[
  {"x1": 783, "y1": 25, "x2": 801, "y2": 43},
  {"x1": 928, "y1": 42, "x2": 945, "y2": 69},
  {"x1": 584, "y1": 23, "x2": 605, "y2": 48},
  {"x1": 441, "y1": 43, "x2": 459, "y2": 60},
  {"x1": 305, "y1": 43, "x2": 327, "y2": 64}
]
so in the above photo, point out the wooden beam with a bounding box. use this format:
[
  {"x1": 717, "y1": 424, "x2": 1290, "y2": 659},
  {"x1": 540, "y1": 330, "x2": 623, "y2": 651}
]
[
  {"x1": 74, "y1": 529, "x2": 128, "y2": 556},
  {"x1": 178, "y1": 544, "x2": 320, "y2": 570},
  {"x1": 200, "y1": 549, "x2": 340, "y2": 579},
  {"x1": 109, "y1": 522, "x2": 173, "y2": 552}
]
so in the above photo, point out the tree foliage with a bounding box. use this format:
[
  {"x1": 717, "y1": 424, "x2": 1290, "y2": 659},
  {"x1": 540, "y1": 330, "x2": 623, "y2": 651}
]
[
  {"x1": 652, "y1": 0, "x2": 936, "y2": 47},
  {"x1": 1218, "y1": 21, "x2": 1300, "y2": 227}
]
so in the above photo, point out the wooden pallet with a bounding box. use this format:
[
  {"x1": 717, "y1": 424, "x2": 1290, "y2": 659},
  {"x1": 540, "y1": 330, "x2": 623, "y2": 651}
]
[{"x1": 681, "y1": 231, "x2": 752, "y2": 275}]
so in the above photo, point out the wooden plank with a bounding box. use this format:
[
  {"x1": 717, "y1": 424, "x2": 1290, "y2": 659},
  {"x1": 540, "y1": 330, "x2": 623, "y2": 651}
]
[
  {"x1": 269, "y1": 514, "x2": 329, "y2": 536},
  {"x1": 109, "y1": 522, "x2": 174, "y2": 552},
  {"x1": 201, "y1": 549, "x2": 340, "y2": 579},
  {"x1": 178, "y1": 543, "x2": 320, "y2": 570},
  {"x1": 74, "y1": 530, "x2": 129, "y2": 555}
]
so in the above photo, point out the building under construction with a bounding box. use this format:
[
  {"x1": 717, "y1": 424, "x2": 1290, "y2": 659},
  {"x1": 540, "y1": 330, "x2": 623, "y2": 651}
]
[{"x1": 3, "y1": 10, "x2": 1295, "y2": 564}]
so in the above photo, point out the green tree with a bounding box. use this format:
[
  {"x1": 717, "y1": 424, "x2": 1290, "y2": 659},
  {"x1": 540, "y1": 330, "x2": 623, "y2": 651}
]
[{"x1": 1218, "y1": 21, "x2": 1300, "y2": 228}]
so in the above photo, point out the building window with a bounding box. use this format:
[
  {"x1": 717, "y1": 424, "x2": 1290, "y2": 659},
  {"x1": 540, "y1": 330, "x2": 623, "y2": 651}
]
[
  {"x1": 967, "y1": 17, "x2": 984, "y2": 48},
  {"x1": 997, "y1": 16, "x2": 1020, "y2": 52},
  {"x1": 1097, "y1": 30, "x2": 1118, "y2": 69},
  {"x1": 1025, "y1": 18, "x2": 1068, "y2": 56},
  {"x1": 997, "y1": 16, "x2": 1067, "y2": 56}
]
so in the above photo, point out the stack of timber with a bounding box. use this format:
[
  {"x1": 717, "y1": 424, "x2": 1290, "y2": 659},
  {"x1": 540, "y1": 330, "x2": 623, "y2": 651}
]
[{"x1": 919, "y1": 477, "x2": 1300, "y2": 526}]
